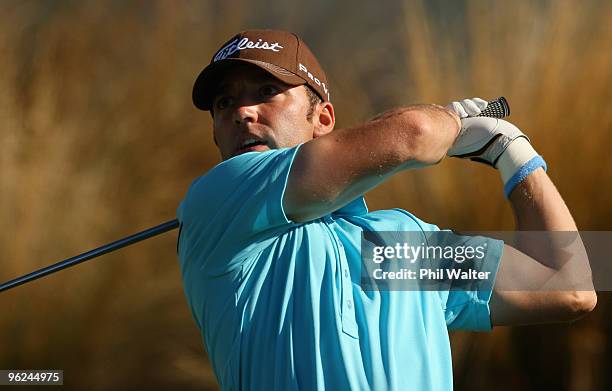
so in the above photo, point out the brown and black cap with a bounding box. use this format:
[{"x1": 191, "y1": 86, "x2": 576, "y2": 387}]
[{"x1": 192, "y1": 29, "x2": 331, "y2": 111}]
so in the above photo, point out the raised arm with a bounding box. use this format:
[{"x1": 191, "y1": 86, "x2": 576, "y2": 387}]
[
  {"x1": 443, "y1": 101, "x2": 597, "y2": 325},
  {"x1": 284, "y1": 105, "x2": 460, "y2": 222},
  {"x1": 489, "y1": 169, "x2": 597, "y2": 325}
]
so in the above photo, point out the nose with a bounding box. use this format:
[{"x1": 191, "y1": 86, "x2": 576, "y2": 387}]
[{"x1": 232, "y1": 100, "x2": 258, "y2": 125}]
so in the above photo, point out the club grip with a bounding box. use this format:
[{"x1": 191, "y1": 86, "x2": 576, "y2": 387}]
[{"x1": 478, "y1": 96, "x2": 510, "y2": 118}]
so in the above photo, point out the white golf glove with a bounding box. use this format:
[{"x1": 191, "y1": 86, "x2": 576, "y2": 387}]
[
  {"x1": 447, "y1": 117, "x2": 528, "y2": 167},
  {"x1": 446, "y1": 97, "x2": 488, "y2": 118},
  {"x1": 447, "y1": 116, "x2": 547, "y2": 198}
]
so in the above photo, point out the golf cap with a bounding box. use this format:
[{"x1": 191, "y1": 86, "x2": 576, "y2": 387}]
[{"x1": 192, "y1": 29, "x2": 331, "y2": 111}]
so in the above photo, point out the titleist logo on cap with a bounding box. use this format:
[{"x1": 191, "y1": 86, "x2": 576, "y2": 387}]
[{"x1": 214, "y1": 37, "x2": 284, "y2": 62}]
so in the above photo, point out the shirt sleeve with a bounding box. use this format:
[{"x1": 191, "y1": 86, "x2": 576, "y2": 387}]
[
  {"x1": 410, "y1": 218, "x2": 504, "y2": 331},
  {"x1": 176, "y1": 146, "x2": 301, "y2": 274}
]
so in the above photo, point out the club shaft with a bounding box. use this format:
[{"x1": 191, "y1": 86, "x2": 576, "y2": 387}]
[{"x1": 0, "y1": 219, "x2": 180, "y2": 293}]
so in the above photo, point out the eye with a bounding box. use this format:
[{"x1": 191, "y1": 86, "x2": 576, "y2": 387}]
[
  {"x1": 214, "y1": 96, "x2": 233, "y2": 110},
  {"x1": 260, "y1": 85, "x2": 280, "y2": 98}
]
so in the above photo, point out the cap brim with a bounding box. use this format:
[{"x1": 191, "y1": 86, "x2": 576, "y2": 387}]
[{"x1": 192, "y1": 59, "x2": 305, "y2": 111}]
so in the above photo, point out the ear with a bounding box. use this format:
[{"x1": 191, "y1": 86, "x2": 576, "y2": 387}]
[{"x1": 313, "y1": 102, "x2": 335, "y2": 138}]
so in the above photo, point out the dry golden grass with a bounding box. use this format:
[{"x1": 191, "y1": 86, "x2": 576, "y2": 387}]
[{"x1": 0, "y1": 1, "x2": 610, "y2": 390}]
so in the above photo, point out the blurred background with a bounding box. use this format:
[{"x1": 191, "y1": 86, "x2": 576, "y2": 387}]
[{"x1": 1, "y1": 0, "x2": 610, "y2": 389}]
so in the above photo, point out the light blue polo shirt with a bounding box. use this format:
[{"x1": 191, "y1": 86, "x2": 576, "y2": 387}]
[{"x1": 177, "y1": 145, "x2": 503, "y2": 391}]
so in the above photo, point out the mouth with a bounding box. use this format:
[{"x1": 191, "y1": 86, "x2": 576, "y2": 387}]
[{"x1": 235, "y1": 138, "x2": 270, "y2": 155}]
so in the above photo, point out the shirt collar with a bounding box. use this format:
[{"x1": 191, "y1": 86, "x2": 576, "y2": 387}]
[{"x1": 332, "y1": 196, "x2": 369, "y2": 217}]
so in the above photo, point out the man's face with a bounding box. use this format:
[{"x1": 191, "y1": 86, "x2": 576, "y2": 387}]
[{"x1": 211, "y1": 63, "x2": 319, "y2": 160}]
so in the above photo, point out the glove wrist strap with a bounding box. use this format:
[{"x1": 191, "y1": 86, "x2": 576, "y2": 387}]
[{"x1": 495, "y1": 137, "x2": 547, "y2": 197}]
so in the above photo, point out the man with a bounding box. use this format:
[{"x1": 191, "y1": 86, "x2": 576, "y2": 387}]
[{"x1": 177, "y1": 29, "x2": 596, "y2": 390}]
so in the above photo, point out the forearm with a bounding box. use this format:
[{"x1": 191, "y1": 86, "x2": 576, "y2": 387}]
[
  {"x1": 507, "y1": 168, "x2": 585, "y2": 274},
  {"x1": 509, "y1": 168, "x2": 576, "y2": 231},
  {"x1": 491, "y1": 157, "x2": 596, "y2": 324},
  {"x1": 504, "y1": 156, "x2": 595, "y2": 311},
  {"x1": 508, "y1": 164, "x2": 593, "y2": 274},
  {"x1": 491, "y1": 125, "x2": 580, "y2": 271}
]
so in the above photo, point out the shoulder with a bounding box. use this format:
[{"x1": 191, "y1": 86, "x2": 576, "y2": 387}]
[
  {"x1": 189, "y1": 147, "x2": 299, "y2": 193},
  {"x1": 177, "y1": 147, "x2": 301, "y2": 226},
  {"x1": 362, "y1": 208, "x2": 440, "y2": 232},
  {"x1": 210, "y1": 147, "x2": 299, "y2": 178}
]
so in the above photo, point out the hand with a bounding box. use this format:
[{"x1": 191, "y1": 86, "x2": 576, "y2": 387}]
[
  {"x1": 446, "y1": 97, "x2": 488, "y2": 118},
  {"x1": 447, "y1": 117, "x2": 529, "y2": 167}
]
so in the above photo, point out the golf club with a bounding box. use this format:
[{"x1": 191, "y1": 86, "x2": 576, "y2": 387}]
[{"x1": 0, "y1": 219, "x2": 179, "y2": 293}]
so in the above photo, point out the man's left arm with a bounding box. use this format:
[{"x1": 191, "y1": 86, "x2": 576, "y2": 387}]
[
  {"x1": 446, "y1": 99, "x2": 597, "y2": 326},
  {"x1": 489, "y1": 168, "x2": 597, "y2": 325}
]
